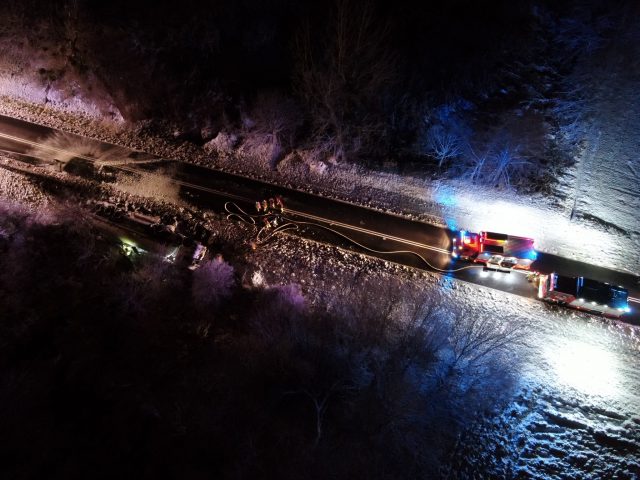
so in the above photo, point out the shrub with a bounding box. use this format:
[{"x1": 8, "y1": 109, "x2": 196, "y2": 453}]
[{"x1": 191, "y1": 256, "x2": 235, "y2": 309}]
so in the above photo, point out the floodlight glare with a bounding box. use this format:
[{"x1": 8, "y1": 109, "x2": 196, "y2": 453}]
[{"x1": 545, "y1": 339, "x2": 621, "y2": 398}]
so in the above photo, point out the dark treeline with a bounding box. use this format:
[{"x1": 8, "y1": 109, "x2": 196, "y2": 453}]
[
  {"x1": 1, "y1": 0, "x2": 631, "y2": 181},
  {"x1": 0, "y1": 204, "x2": 526, "y2": 479},
  {"x1": 12, "y1": 0, "x2": 554, "y2": 97}
]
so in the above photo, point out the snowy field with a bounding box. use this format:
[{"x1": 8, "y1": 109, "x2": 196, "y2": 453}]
[
  {"x1": 263, "y1": 236, "x2": 640, "y2": 479},
  {"x1": 232, "y1": 221, "x2": 640, "y2": 479},
  {"x1": 468, "y1": 301, "x2": 640, "y2": 479}
]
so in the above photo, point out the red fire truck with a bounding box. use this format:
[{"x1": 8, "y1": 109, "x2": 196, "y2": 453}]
[
  {"x1": 536, "y1": 272, "x2": 630, "y2": 318},
  {"x1": 452, "y1": 230, "x2": 537, "y2": 271}
]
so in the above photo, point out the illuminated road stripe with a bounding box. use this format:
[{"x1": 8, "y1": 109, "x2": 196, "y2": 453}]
[
  {"x1": 0, "y1": 131, "x2": 100, "y2": 160},
  {"x1": 283, "y1": 208, "x2": 451, "y2": 255},
  {"x1": 116, "y1": 166, "x2": 451, "y2": 255},
  {"x1": 0, "y1": 133, "x2": 452, "y2": 256},
  {"x1": 629, "y1": 297, "x2": 640, "y2": 304},
  {"x1": 132, "y1": 169, "x2": 451, "y2": 256}
]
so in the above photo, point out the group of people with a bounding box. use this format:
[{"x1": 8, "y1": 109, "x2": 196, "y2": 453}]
[
  {"x1": 254, "y1": 196, "x2": 285, "y2": 230},
  {"x1": 255, "y1": 195, "x2": 284, "y2": 215}
]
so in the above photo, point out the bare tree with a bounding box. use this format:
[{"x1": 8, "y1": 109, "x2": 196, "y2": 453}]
[
  {"x1": 552, "y1": 79, "x2": 596, "y2": 149},
  {"x1": 240, "y1": 92, "x2": 304, "y2": 168},
  {"x1": 284, "y1": 380, "x2": 347, "y2": 447},
  {"x1": 295, "y1": 0, "x2": 396, "y2": 160},
  {"x1": 418, "y1": 100, "x2": 473, "y2": 168},
  {"x1": 463, "y1": 145, "x2": 488, "y2": 185},
  {"x1": 250, "y1": 92, "x2": 303, "y2": 149},
  {"x1": 424, "y1": 125, "x2": 464, "y2": 168},
  {"x1": 445, "y1": 308, "x2": 528, "y2": 376},
  {"x1": 461, "y1": 141, "x2": 530, "y2": 189}
]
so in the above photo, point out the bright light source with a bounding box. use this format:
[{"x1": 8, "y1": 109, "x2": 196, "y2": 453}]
[
  {"x1": 545, "y1": 339, "x2": 621, "y2": 398},
  {"x1": 119, "y1": 237, "x2": 146, "y2": 257},
  {"x1": 449, "y1": 195, "x2": 622, "y2": 270},
  {"x1": 164, "y1": 246, "x2": 180, "y2": 263},
  {"x1": 435, "y1": 184, "x2": 458, "y2": 207},
  {"x1": 490, "y1": 270, "x2": 512, "y2": 281},
  {"x1": 119, "y1": 237, "x2": 137, "y2": 248}
]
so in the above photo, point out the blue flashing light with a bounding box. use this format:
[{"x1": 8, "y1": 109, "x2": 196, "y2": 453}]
[
  {"x1": 522, "y1": 249, "x2": 538, "y2": 260},
  {"x1": 435, "y1": 185, "x2": 458, "y2": 208}
]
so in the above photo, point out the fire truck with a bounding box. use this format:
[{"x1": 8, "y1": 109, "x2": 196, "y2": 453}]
[
  {"x1": 452, "y1": 230, "x2": 537, "y2": 270},
  {"x1": 536, "y1": 273, "x2": 630, "y2": 318}
]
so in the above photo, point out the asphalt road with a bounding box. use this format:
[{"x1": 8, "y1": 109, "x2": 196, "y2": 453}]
[{"x1": 1, "y1": 113, "x2": 638, "y2": 323}]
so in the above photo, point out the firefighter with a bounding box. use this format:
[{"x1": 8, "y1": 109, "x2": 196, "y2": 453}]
[
  {"x1": 262, "y1": 199, "x2": 269, "y2": 212},
  {"x1": 275, "y1": 195, "x2": 284, "y2": 213},
  {"x1": 269, "y1": 197, "x2": 276, "y2": 210},
  {"x1": 255, "y1": 201, "x2": 262, "y2": 213}
]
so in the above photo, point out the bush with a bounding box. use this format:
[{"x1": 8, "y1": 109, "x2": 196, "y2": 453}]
[
  {"x1": 0, "y1": 205, "x2": 526, "y2": 480},
  {"x1": 417, "y1": 100, "x2": 473, "y2": 168},
  {"x1": 191, "y1": 256, "x2": 235, "y2": 309}
]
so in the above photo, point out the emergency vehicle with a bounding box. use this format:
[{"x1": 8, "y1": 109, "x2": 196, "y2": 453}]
[
  {"x1": 452, "y1": 230, "x2": 536, "y2": 270},
  {"x1": 537, "y1": 273, "x2": 630, "y2": 318}
]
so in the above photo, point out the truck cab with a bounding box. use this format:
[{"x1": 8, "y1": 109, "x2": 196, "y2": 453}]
[
  {"x1": 451, "y1": 230, "x2": 481, "y2": 260},
  {"x1": 452, "y1": 230, "x2": 536, "y2": 270}
]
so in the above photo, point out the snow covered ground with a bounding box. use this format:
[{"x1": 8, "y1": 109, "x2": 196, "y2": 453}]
[
  {"x1": 2, "y1": 151, "x2": 639, "y2": 478},
  {"x1": 462, "y1": 303, "x2": 640, "y2": 479},
  {"x1": 1, "y1": 92, "x2": 637, "y2": 275},
  {"x1": 560, "y1": 36, "x2": 640, "y2": 277},
  {"x1": 0, "y1": 22, "x2": 637, "y2": 274},
  {"x1": 262, "y1": 234, "x2": 640, "y2": 479},
  {"x1": 1, "y1": 20, "x2": 639, "y2": 476},
  {"x1": 219, "y1": 220, "x2": 640, "y2": 479},
  {"x1": 0, "y1": 18, "x2": 122, "y2": 121}
]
